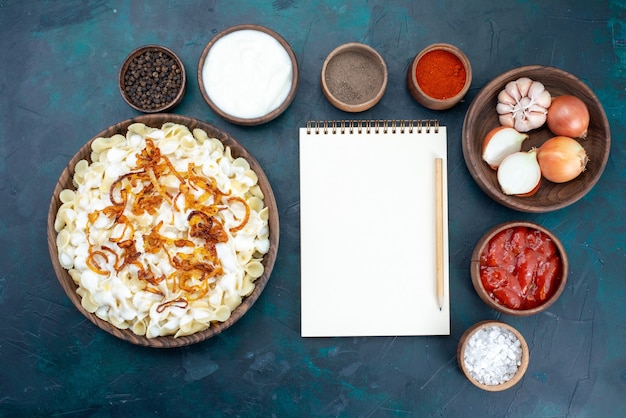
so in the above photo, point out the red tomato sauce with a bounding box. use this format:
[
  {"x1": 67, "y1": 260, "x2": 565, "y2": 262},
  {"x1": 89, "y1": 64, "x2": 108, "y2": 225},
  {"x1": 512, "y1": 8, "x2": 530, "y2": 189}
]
[{"x1": 479, "y1": 226, "x2": 561, "y2": 310}]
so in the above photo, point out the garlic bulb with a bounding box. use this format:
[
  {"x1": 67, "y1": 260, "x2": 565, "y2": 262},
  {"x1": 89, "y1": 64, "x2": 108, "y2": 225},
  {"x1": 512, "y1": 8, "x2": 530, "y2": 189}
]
[{"x1": 496, "y1": 77, "x2": 551, "y2": 132}]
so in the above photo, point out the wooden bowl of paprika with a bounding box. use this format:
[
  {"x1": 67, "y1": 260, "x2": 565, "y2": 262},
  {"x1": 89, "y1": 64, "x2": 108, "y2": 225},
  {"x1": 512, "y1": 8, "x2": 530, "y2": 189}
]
[
  {"x1": 407, "y1": 43, "x2": 472, "y2": 110},
  {"x1": 470, "y1": 221, "x2": 568, "y2": 316}
]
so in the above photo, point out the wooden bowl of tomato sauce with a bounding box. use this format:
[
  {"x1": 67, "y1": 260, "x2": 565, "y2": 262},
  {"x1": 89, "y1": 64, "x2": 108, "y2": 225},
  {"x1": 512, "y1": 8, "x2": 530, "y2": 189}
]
[{"x1": 470, "y1": 221, "x2": 568, "y2": 316}]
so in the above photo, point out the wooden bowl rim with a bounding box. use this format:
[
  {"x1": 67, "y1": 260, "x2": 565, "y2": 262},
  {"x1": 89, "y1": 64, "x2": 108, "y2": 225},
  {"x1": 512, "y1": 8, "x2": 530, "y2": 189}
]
[
  {"x1": 320, "y1": 42, "x2": 388, "y2": 112},
  {"x1": 197, "y1": 24, "x2": 299, "y2": 126},
  {"x1": 407, "y1": 43, "x2": 472, "y2": 110},
  {"x1": 118, "y1": 45, "x2": 187, "y2": 113},
  {"x1": 457, "y1": 320, "x2": 530, "y2": 391},
  {"x1": 47, "y1": 114, "x2": 279, "y2": 348},
  {"x1": 462, "y1": 65, "x2": 611, "y2": 212},
  {"x1": 470, "y1": 221, "x2": 568, "y2": 316}
]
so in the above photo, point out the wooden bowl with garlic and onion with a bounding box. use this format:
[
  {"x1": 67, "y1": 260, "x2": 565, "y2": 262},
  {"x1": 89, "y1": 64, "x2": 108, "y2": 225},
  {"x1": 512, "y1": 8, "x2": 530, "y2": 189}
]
[{"x1": 462, "y1": 65, "x2": 610, "y2": 212}]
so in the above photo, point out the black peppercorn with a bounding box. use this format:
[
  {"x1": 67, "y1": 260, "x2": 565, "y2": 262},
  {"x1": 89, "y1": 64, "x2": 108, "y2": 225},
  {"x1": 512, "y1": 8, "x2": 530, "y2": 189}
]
[{"x1": 121, "y1": 47, "x2": 184, "y2": 111}]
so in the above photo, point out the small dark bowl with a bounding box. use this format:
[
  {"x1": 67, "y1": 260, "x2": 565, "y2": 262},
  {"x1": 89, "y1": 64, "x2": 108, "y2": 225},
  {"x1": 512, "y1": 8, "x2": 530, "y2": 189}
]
[
  {"x1": 462, "y1": 65, "x2": 611, "y2": 212},
  {"x1": 470, "y1": 221, "x2": 568, "y2": 316},
  {"x1": 119, "y1": 45, "x2": 186, "y2": 113},
  {"x1": 197, "y1": 24, "x2": 299, "y2": 126},
  {"x1": 321, "y1": 42, "x2": 388, "y2": 112},
  {"x1": 407, "y1": 43, "x2": 472, "y2": 110},
  {"x1": 457, "y1": 320, "x2": 530, "y2": 391}
]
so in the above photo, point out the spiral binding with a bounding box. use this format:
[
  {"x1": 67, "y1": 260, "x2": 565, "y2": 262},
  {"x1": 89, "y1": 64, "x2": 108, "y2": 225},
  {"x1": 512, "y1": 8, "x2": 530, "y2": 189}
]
[{"x1": 305, "y1": 120, "x2": 439, "y2": 135}]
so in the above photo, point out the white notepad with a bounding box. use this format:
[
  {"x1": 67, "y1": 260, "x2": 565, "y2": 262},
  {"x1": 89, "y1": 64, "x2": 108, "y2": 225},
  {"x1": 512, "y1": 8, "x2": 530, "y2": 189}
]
[{"x1": 299, "y1": 120, "x2": 450, "y2": 337}]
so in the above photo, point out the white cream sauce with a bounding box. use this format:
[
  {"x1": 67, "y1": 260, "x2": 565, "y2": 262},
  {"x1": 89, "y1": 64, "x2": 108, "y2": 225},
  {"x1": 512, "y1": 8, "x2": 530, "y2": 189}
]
[{"x1": 202, "y1": 29, "x2": 293, "y2": 119}]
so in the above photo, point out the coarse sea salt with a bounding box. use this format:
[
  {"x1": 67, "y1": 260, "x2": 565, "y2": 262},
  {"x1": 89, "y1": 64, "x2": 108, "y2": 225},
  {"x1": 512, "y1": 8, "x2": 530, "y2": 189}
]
[{"x1": 464, "y1": 325, "x2": 522, "y2": 386}]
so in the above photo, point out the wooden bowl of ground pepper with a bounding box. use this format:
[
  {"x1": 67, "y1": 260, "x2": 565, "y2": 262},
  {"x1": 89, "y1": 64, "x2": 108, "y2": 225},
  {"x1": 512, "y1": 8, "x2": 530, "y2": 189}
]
[
  {"x1": 119, "y1": 45, "x2": 186, "y2": 113},
  {"x1": 407, "y1": 43, "x2": 471, "y2": 110},
  {"x1": 321, "y1": 42, "x2": 388, "y2": 112}
]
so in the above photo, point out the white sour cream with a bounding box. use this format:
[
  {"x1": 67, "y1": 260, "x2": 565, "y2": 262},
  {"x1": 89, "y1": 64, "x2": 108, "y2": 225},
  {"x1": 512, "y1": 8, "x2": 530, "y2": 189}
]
[{"x1": 202, "y1": 29, "x2": 293, "y2": 119}]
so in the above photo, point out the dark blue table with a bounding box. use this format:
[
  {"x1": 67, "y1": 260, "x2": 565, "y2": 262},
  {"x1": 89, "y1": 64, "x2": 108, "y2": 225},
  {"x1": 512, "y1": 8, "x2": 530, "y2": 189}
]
[{"x1": 1, "y1": 1, "x2": 624, "y2": 416}]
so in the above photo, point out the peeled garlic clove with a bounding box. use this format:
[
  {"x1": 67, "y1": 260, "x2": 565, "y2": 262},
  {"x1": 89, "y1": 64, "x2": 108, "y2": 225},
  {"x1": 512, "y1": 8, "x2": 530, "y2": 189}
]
[
  {"x1": 497, "y1": 77, "x2": 552, "y2": 132},
  {"x1": 497, "y1": 149, "x2": 541, "y2": 196},
  {"x1": 528, "y1": 80, "x2": 546, "y2": 99},
  {"x1": 498, "y1": 113, "x2": 516, "y2": 128},
  {"x1": 504, "y1": 80, "x2": 523, "y2": 101},
  {"x1": 512, "y1": 114, "x2": 533, "y2": 133},
  {"x1": 497, "y1": 89, "x2": 517, "y2": 106},
  {"x1": 529, "y1": 83, "x2": 552, "y2": 108},
  {"x1": 514, "y1": 111, "x2": 547, "y2": 133},
  {"x1": 515, "y1": 77, "x2": 533, "y2": 97},
  {"x1": 527, "y1": 102, "x2": 548, "y2": 113},
  {"x1": 482, "y1": 126, "x2": 529, "y2": 169},
  {"x1": 496, "y1": 102, "x2": 515, "y2": 114}
]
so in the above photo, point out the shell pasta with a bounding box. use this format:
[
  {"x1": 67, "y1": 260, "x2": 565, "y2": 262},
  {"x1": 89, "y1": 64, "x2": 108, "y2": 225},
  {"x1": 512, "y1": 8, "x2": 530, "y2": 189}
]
[{"x1": 55, "y1": 122, "x2": 270, "y2": 338}]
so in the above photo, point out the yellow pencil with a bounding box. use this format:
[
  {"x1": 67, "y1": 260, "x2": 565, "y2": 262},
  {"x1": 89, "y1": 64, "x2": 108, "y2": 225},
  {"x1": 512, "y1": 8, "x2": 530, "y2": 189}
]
[{"x1": 435, "y1": 157, "x2": 444, "y2": 311}]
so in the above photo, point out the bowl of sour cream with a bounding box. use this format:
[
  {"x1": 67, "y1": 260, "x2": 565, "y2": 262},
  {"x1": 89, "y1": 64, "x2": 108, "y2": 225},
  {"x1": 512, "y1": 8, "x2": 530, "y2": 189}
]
[{"x1": 198, "y1": 24, "x2": 299, "y2": 126}]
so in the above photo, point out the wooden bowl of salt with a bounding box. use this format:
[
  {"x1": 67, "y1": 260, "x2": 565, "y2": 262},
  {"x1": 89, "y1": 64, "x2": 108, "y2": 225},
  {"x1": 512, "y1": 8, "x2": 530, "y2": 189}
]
[
  {"x1": 457, "y1": 320, "x2": 530, "y2": 391},
  {"x1": 321, "y1": 43, "x2": 388, "y2": 112}
]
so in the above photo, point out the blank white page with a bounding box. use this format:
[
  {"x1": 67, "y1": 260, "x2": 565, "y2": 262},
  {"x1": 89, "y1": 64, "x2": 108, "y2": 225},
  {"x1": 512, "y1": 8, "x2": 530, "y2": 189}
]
[{"x1": 299, "y1": 122, "x2": 449, "y2": 337}]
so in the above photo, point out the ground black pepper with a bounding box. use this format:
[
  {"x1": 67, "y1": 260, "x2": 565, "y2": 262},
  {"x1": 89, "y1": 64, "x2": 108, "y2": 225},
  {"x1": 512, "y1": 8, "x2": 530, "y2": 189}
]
[
  {"x1": 122, "y1": 48, "x2": 184, "y2": 111},
  {"x1": 325, "y1": 50, "x2": 384, "y2": 105}
]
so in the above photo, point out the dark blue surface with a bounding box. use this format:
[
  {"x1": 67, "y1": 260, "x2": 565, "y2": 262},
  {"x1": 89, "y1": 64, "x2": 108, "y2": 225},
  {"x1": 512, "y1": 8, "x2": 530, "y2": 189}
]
[{"x1": 1, "y1": 1, "x2": 625, "y2": 416}]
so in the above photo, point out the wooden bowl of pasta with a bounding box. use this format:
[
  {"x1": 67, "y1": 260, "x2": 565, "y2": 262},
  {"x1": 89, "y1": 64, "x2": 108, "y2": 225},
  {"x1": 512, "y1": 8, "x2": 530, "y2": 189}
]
[{"x1": 47, "y1": 114, "x2": 279, "y2": 348}]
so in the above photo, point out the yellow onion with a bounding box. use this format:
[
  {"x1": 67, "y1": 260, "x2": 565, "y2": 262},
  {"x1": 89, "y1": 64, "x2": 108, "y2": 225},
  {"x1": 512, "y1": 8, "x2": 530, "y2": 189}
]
[
  {"x1": 537, "y1": 136, "x2": 588, "y2": 183},
  {"x1": 497, "y1": 149, "x2": 541, "y2": 196},
  {"x1": 546, "y1": 95, "x2": 589, "y2": 139},
  {"x1": 482, "y1": 126, "x2": 529, "y2": 169}
]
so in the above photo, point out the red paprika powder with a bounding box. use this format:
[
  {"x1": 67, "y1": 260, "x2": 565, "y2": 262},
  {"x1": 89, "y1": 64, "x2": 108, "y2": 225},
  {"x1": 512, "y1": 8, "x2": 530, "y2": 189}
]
[{"x1": 415, "y1": 50, "x2": 466, "y2": 100}]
